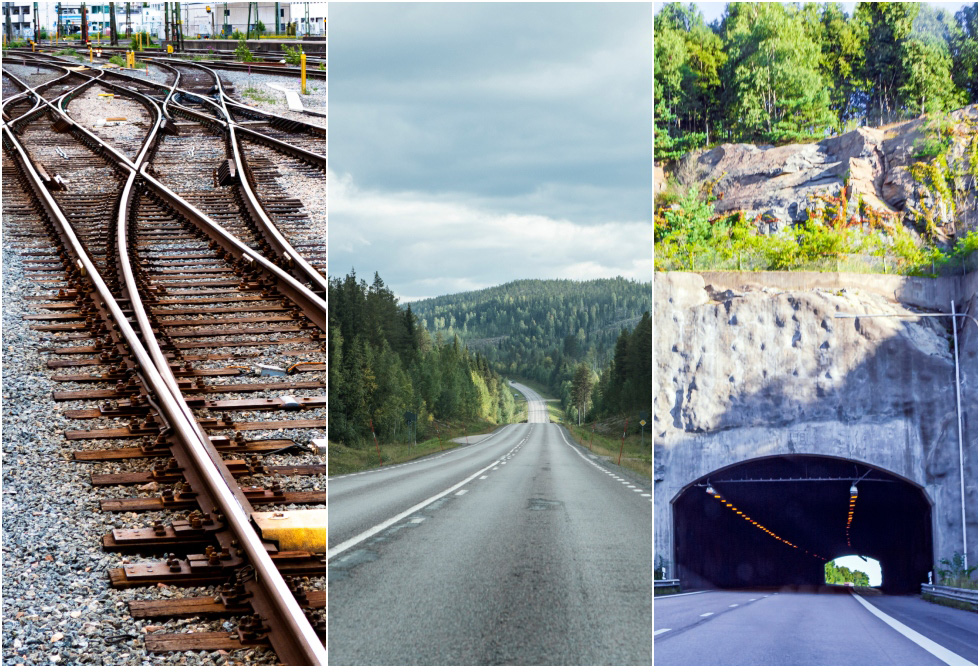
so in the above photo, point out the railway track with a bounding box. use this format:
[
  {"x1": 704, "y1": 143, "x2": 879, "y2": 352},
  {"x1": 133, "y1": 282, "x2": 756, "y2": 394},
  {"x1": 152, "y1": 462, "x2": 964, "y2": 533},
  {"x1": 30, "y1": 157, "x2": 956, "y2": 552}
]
[{"x1": 2, "y1": 51, "x2": 325, "y2": 667}]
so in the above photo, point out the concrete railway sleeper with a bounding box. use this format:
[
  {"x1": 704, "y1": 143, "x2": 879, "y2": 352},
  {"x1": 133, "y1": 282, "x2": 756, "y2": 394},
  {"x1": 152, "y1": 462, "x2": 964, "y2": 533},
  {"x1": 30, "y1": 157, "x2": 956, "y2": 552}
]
[{"x1": 2, "y1": 72, "x2": 325, "y2": 665}]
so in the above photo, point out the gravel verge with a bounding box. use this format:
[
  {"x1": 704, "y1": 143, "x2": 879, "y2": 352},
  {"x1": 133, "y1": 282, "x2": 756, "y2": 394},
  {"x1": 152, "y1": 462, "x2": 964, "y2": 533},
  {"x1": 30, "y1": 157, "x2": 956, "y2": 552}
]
[{"x1": 220, "y1": 71, "x2": 325, "y2": 127}]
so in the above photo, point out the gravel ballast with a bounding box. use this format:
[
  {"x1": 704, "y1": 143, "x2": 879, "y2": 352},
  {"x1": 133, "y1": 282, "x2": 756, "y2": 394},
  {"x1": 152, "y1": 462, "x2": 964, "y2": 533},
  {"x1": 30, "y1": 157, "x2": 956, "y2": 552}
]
[{"x1": 221, "y1": 70, "x2": 325, "y2": 127}]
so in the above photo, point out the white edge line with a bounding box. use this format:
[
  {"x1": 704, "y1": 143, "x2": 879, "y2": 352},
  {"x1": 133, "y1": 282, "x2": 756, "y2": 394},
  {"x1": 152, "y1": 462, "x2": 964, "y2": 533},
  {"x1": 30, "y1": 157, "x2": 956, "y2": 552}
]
[
  {"x1": 327, "y1": 459, "x2": 501, "y2": 560},
  {"x1": 654, "y1": 589, "x2": 712, "y2": 600},
  {"x1": 850, "y1": 592, "x2": 974, "y2": 666},
  {"x1": 653, "y1": 628, "x2": 671, "y2": 636}
]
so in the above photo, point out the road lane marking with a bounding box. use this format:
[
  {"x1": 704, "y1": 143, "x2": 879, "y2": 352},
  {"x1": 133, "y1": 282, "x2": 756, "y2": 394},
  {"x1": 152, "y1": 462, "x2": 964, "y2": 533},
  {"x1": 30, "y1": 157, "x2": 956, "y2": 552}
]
[
  {"x1": 850, "y1": 592, "x2": 973, "y2": 666},
  {"x1": 654, "y1": 629, "x2": 671, "y2": 636},
  {"x1": 327, "y1": 459, "x2": 502, "y2": 560},
  {"x1": 479, "y1": 475, "x2": 487, "y2": 479},
  {"x1": 455, "y1": 490, "x2": 468, "y2": 496},
  {"x1": 699, "y1": 612, "x2": 713, "y2": 618},
  {"x1": 641, "y1": 494, "x2": 651, "y2": 498},
  {"x1": 748, "y1": 598, "x2": 756, "y2": 602},
  {"x1": 729, "y1": 604, "x2": 738, "y2": 608},
  {"x1": 654, "y1": 590, "x2": 711, "y2": 600}
]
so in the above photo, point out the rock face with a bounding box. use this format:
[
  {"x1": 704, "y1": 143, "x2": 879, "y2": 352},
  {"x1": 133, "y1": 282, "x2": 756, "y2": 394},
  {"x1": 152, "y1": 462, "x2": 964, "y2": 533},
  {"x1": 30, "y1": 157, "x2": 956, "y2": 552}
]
[
  {"x1": 669, "y1": 106, "x2": 978, "y2": 238},
  {"x1": 654, "y1": 271, "x2": 978, "y2": 583}
]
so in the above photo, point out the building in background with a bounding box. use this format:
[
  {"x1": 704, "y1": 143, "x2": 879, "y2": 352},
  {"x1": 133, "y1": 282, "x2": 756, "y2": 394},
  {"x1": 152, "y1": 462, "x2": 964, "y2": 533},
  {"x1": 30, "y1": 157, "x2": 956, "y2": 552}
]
[{"x1": 2, "y1": 3, "x2": 35, "y2": 39}]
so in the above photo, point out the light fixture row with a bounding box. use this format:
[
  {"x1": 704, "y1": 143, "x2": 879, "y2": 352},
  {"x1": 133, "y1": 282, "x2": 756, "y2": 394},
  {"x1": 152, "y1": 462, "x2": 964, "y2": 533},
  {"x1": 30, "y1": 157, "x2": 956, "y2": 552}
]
[
  {"x1": 846, "y1": 484, "x2": 858, "y2": 548},
  {"x1": 706, "y1": 485, "x2": 828, "y2": 561}
]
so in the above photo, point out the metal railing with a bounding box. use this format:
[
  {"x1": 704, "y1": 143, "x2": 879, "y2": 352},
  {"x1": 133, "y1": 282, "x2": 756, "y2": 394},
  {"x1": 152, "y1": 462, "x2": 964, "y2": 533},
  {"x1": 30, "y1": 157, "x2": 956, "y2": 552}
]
[
  {"x1": 921, "y1": 583, "x2": 978, "y2": 605},
  {"x1": 655, "y1": 579, "x2": 680, "y2": 588}
]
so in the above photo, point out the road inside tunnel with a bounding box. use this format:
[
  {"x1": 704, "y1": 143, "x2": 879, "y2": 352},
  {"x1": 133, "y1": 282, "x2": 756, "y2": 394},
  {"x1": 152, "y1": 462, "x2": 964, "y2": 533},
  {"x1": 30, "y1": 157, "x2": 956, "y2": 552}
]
[{"x1": 674, "y1": 455, "x2": 933, "y2": 593}]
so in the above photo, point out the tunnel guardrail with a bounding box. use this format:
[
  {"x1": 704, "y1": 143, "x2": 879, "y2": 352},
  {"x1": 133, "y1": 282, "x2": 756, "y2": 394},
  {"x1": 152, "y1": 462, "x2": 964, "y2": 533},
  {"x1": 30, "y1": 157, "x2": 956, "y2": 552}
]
[
  {"x1": 655, "y1": 579, "x2": 680, "y2": 589},
  {"x1": 921, "y1": 583, "x2": 978, "y2": 606}
]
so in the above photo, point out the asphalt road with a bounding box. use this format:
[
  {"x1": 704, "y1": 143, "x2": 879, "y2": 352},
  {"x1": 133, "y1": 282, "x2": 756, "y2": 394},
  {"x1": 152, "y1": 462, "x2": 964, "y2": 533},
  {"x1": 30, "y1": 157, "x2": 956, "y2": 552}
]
[
  {"x1": 654, "y1": 587, "x2": 978, "y2": 665},
  {"x1": 328, "y1": 390, "x2": 652, "y2": 665}
]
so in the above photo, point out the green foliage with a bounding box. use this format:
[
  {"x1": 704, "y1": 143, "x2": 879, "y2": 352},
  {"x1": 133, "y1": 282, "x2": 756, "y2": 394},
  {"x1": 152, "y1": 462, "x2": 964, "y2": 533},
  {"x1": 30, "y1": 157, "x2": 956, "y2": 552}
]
[
  {"x1": 329, "y1": 271, "x2": 514, "y2": 448},
  {"x1": 242, "y1": 86, "x2": 276, "y2": 104},
  {"x1": 825, "y1": 560, "x2": 871, "y2": 586},
  {"x1": 108, "y1": 54, "x2": 126, "y2": 67},
  {"x1": 283, "y1": 45, "x2": 302, "y2": 66},
  {"x1": 318, "y1": 61, "x2": 325, "y2": 71},
  {"x1": 130, "y1": 30, "x2": 152, "y2": 50},
  {"x1": 255, "y1": 20, "x2": 266, "y2": 35},
  {"x1": 936, "y1": 553, "x2": 978, "y2": 589},
  {"x1": 56, "y1": 47, "x2": 78, "y2": 57},
  {"x1": 231, "y1": 29, "x2": 245, "y2": 40},
  {"x1": 654, "y1": 1, "x2": 978, "y2": 161},
  {"x1": 234, "y1": 36, "x2": 255, "y2": 63}
]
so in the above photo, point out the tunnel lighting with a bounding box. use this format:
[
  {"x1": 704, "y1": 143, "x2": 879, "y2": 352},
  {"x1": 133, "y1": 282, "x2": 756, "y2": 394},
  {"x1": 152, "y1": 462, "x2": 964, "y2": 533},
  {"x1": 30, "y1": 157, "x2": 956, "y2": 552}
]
[
  {"x1": 706, "y1": 485, "x2": 717, "y2": 496},
  {"x1": 850, "y1": 484, "x2": 858, "y2": 497}
]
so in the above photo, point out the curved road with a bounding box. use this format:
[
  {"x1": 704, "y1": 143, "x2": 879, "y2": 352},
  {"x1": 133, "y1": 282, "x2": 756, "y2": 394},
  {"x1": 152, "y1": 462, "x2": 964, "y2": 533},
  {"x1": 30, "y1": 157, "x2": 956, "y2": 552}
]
[
  {"x1": 655, "y1": 587, "x2": 978, "y2": 665},
  {"x1": 328, "y1": 387, "x2": 651, "y2": 665}
]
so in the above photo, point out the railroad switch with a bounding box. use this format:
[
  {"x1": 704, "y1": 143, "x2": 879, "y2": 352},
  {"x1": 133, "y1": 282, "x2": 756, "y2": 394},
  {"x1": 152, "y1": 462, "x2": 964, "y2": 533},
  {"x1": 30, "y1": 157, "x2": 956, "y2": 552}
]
[{"x1": 253, "y1": 510, "x2": 326, "y2": 553}]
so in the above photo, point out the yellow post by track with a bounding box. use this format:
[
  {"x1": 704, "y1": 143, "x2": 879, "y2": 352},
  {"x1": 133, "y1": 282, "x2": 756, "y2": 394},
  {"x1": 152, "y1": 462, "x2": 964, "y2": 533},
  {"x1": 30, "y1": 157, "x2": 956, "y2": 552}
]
[
  {"x1": 300, "y1": 51, "x2": 307, "y2": 95},
  {"x1": 89, "y1": 45, "x2": 93, "y2": 62}
]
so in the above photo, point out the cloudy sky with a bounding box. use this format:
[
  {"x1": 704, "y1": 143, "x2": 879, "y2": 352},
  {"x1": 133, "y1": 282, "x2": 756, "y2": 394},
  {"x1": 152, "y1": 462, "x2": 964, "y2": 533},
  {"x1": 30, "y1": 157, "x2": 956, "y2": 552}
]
[{"x1": 329, "y1": 2, "x2": 652, "y2": 302}]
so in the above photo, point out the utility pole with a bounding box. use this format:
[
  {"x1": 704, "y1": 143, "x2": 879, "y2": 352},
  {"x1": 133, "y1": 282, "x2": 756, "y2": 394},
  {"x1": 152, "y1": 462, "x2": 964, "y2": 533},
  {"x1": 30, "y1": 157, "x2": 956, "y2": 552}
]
[
  {"x1": 109, "y1": 2, "x2": 117, "y2": 45},
  {"x1": 163, "y1": 2, "x2": 168, "y2": 43},
  {"x1": 33, "y1": 2, "x2": 39, "y2": 43},
  {"x1": 274, "y1": 1, "x2": 279, "y2": 35},
  {"x1": 245, "y1": 1, "x2": 251, "y2": 39},
  {"x1": 125, "y1": 2, "x2": 131, "y2": 37},
  {"x1": 80, "y1": 2, "x2": 87, "y2": 44},
  {"x1": 4, "y1": 4, "x2": 11, "y2": 45},
  {"x1": 56, "y1": 2, "x2": 61, "y2": 44}
]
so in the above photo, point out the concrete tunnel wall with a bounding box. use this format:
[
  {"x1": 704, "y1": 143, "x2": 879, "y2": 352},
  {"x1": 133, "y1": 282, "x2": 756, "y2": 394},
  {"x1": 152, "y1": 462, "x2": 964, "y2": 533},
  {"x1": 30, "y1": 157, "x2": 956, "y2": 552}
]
[{"x1": 654, "y1": 271, "x2": 978, "y2": 590}]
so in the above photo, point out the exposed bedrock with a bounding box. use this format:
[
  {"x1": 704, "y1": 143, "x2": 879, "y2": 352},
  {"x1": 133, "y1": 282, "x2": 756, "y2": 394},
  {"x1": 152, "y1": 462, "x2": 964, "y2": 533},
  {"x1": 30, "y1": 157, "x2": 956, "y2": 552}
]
[
  {"x1": 668, "y1": 105, "x2": 978, "y2": 238},
  {"x1": 654, "y1": 271, "x2": 978, "y2": 583}
]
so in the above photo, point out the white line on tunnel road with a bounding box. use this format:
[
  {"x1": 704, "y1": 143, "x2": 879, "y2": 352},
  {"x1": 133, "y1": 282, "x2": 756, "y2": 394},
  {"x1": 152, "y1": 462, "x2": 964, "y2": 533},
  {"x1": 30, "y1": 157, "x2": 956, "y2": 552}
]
[
  {"x1": 748, "y1": 598, "x2": 756, "y2": 602},
  {"x1": 654, "y1": 629, "x2": 671, "y2": 636},
  {"x1": 729, "y1": 604, "x2": 739, "y2": 608},
  {"x1": 850, "y1": 593, "x2": 973, "y2": 666},
  {"x1": 327, "y1": 459, "x2": 502, "y2": 560},
  {"x1": 699, "y1": 612, "x2": 714, "y2": 618}
]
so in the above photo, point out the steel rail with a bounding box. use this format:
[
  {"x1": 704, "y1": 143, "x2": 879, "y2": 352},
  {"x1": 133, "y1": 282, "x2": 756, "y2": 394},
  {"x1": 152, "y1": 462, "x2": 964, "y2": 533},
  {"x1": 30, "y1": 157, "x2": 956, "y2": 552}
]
[
  {"x1": 190, "y1": 59, "x2": 326, "y2": 293},
  {"x1": 26, "y1": 73, "x2": 326, "y2": 328},
  {"x1": 3, "y1": 113, "x2": 326, "y2": 667}
]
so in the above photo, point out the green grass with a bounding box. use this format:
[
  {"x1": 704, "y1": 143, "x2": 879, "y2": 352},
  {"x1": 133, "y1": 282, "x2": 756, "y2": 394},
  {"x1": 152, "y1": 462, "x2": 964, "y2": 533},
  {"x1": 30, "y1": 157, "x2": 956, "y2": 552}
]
[
  {"x1": 655, "y1": 586, "x2": 681, "y2": 597},
  {"x1": 56, "y1": 47, "x2": 78, "y2": 57},
  {"x1": 922, "y1": 593, "x2": 978, "y2": 612},
  {"x1": 503, "y1": 381, "x2": 529, "y2": 423},
  {"x1": 242, "y1": 86, "x2": 277, "y2": 104},
  {"x1": 565, "y1": 420, "x2": 652, "y2": 480},
  {"x1": 328, "y1": 417, "x2": 502, "y2": 477}
]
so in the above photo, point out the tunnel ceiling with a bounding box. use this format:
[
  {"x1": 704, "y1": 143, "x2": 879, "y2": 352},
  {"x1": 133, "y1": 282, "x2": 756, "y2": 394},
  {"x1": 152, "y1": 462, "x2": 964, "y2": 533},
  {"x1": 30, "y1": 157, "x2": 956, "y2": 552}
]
[{"x1": 674, "y1": 455, "x2": 932, "y2": 592}]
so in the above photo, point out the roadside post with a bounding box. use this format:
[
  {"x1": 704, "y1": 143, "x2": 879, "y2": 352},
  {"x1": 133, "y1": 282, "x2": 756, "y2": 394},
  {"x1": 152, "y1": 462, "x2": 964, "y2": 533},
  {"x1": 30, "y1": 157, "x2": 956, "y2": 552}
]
[
  {"x1": 590, "y1": 422, "x2": 595, "y2": 451},
  {"x1": 618, "y1": 420, "x2": 627, "y2": 465},
  {"x1": 369, "y1": 418, "x2": 381, "y2": 466},
  {"x1": 640, "y1": 418, "x2": 646, "y2": 449}
]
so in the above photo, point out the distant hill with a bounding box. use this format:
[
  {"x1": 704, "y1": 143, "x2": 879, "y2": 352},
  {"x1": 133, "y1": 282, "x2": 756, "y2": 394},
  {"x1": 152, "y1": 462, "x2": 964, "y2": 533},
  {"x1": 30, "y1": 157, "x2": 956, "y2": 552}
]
[{"x1": 408, "y1": 277, "x2": 651, "y2": 384}]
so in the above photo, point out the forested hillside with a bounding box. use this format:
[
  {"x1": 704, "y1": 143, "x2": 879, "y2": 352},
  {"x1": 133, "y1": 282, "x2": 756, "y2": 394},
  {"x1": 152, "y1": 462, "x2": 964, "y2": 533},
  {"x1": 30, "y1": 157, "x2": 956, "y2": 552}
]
[
  {"x1": 328, "y1": 271, "x2": 516, "y2": 446},
  {"x1": 410, "y1": 278, "x2": 651, "y2": 425},
  {"x1": 655, "y1": 1, "x2": 979, "y2": 158}
]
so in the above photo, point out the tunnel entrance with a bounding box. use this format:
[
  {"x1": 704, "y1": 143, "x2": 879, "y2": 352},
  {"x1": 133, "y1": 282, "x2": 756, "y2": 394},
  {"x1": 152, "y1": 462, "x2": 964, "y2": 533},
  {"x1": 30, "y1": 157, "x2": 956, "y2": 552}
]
[
  {"x1": 825, "y1": 555, "x2": 882, "y2": 587},
  {"x1": 673, "y1": 455, "x2": 932, "y2": 593}
]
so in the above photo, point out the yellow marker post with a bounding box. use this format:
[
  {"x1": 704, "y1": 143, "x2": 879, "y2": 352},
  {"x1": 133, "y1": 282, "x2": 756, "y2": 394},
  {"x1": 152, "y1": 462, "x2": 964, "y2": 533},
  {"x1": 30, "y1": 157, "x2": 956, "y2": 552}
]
[
  {"x1": 300, "y1": 51, "x2": 307, "y2": 95},
  {"x1": 31, "y1": 41, "x2": 35, "y2": 51},
  {"x1": 138, "y1": 32, "x2": 142, "y2": 51},
  {"x1": 89, "y1": 45, "x2": 93, "y2": 62},
  {"x1": 167, "y1": 44, "x2": 173, "y2": 54}
]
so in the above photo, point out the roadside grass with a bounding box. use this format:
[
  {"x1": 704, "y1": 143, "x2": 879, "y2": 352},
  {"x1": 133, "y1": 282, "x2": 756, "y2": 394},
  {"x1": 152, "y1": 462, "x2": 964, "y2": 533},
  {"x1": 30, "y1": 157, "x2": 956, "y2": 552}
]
[
  {"x1": 921, "y1": 593, "x2": 978, "y2": 613},
  {"x1": 328, "y1": 416, "x2": 502, "y2": 477},
  {"x1": 565, "y1": 421, "x2": 652, "y2": 481},
  {"x1": 504, "y1": 380, "x2": 528, "y2": 423},
  {"x1": 655, "y1": 585, "x2": 681, "y2": 597}
]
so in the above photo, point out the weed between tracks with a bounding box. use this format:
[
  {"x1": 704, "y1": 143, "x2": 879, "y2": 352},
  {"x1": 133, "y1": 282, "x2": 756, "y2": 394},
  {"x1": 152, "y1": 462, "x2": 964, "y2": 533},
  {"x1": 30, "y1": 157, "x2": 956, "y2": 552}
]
[
  {"x1": 328, "y1": 417, "x2": 504, "y2": 476},
  {"x1": 243, "y1": 86, "x2": 277, "y2": 104}
]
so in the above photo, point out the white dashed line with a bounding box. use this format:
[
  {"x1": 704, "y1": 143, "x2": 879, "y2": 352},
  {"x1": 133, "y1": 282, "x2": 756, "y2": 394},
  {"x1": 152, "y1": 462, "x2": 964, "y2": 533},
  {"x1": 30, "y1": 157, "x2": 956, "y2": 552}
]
[
  {"x1": 654, "y1": 628, "x2": 671, "y2": 636},
  {"x1": 479, "y1": 475, "x2": 487, "y2": 480},
  {"x1": 729, "y1": 604, "x2": 738, "y2": 608},
  {"x1": 327, "y1": 459, "x2": 501, "y2": 559},
  {"x1": 455, "y1": 490, "x2": 468, "y2": 496},
  {"x1": 699, "y1": 612, "x2": 713, "y2": 618}
]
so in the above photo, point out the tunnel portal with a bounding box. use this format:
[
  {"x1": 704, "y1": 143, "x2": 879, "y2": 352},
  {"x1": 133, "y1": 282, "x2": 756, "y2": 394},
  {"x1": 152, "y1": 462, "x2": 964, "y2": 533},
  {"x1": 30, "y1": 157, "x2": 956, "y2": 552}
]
[{"x1": 673, "y1": 455, "x2": 933, "y2": 593}]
